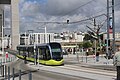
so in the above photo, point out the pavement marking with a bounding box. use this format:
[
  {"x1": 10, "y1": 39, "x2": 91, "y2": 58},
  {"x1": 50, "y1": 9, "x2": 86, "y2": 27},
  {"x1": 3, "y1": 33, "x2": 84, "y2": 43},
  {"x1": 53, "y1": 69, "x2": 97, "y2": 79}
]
[
  {"x1": 27, "y1": 63, "x2": 116, "y2": 77},
  {"x1": 58, "y1": 65, "x2": 116, "y2": 76},
  {"x1": 27, "y1": 63, "x2": 116, "y2": 80},
  {"x1": 49, "y1": 64, "x2": 115, "y2": 76}
]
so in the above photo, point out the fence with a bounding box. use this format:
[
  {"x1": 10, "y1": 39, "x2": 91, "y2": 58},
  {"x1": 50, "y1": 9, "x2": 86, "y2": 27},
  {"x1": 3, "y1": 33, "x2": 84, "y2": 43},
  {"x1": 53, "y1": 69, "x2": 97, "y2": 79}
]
[
  {"x1": 0, "y1": 55, "x2": 33, "y2": 80},
  {"x1": 0, "y1": 65, "x2": 33, "y2": 80}
]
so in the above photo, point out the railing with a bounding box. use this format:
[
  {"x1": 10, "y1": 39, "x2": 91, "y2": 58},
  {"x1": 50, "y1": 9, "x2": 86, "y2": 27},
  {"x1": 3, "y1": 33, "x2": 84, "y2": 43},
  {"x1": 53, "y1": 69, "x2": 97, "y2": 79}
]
[{"x1": 0, "y1": 65, "x2": 34, "y2": 80}]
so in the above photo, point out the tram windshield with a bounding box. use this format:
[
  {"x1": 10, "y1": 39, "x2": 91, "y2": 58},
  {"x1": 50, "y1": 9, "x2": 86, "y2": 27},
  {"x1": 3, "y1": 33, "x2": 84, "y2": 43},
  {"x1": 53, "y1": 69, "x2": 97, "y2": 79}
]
[{"x1": 50, "y1": 43, "x2": 63, "y2": 59}]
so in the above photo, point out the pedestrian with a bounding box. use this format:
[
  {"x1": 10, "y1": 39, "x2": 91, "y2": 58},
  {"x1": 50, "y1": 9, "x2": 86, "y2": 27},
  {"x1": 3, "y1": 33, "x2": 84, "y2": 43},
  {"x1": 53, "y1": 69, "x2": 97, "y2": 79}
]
[
  {"x1": 108, "y1": 48, "x2": 112, "y2": 59},
  {"x1": 96, "y1": 51, "x2": 99, "y2": 62},
  {"x1": 113, "y1": 48, "x2": 120, "y2": 80},
  {"x1": 23, "y1": 52, "x2": 27, "y2": 64}
]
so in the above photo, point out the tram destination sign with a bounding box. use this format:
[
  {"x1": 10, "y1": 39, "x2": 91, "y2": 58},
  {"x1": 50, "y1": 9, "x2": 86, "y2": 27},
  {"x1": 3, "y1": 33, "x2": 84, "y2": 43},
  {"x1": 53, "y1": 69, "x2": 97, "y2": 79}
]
[{"x1": 0, "y1": 0, "x2": 11, "y2": 4}]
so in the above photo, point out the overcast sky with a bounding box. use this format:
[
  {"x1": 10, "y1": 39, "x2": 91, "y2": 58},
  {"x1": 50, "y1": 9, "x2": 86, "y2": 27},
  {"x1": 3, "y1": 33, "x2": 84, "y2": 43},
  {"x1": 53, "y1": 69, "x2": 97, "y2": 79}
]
[{"x1": 4, "y1": 0, "x2": 120, "y2": 34}]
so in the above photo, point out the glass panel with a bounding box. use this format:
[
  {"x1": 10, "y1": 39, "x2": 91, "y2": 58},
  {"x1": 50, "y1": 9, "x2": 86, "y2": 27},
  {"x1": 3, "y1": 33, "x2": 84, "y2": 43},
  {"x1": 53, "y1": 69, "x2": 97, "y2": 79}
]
[
  {"x1": 49, "y1": 43, "x2": 63, "y2": 60},
  {"x1": 46, "y1": 46, "x2": 51, "y2": 60}
]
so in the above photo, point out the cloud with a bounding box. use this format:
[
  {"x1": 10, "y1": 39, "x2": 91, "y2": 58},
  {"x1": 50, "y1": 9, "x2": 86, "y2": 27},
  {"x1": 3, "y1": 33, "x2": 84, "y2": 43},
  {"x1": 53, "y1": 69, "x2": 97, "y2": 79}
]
[{"x1": 19, "y1": 0, "x2": 120, "y2": 33}]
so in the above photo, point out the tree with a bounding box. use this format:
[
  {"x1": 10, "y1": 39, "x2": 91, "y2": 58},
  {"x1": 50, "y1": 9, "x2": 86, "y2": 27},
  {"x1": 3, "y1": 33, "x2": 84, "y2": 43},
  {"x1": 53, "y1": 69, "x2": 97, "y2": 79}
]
[
  {"x1": 83, "y1": 34, "x2": 92, "y2": 41},
  {"x1": 82, "y1": 41, "x2": 92, "y2": 49}
]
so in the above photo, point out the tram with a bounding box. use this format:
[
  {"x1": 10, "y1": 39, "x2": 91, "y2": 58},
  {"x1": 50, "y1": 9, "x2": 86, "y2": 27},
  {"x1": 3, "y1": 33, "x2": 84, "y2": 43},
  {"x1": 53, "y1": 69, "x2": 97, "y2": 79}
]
[{"x1": 16, "y1": 42, "x2": 64, "y2": 65}]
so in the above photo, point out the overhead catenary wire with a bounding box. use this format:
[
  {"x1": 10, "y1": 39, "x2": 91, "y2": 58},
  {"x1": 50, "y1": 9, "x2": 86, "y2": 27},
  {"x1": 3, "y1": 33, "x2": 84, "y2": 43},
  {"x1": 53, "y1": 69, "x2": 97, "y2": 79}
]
[
  {"x1": 22, "y1": 0, "x2": 96, "y2": 27},
  {"x1": 19, "y1": 0, "x2": 120, "y2": 31}
]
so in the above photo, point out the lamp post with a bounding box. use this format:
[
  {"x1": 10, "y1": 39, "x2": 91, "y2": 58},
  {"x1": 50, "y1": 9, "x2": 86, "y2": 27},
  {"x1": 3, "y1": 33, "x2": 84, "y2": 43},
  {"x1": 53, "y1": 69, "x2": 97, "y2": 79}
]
[
  {"x1": 112, "y1": 0, "x2": 115, "y2": 54},
  {"x1": 37, "y1": 26, "x2": 47, "y2": 43},
  {"x1": 27, "y1": 30, "x2": 37, "y2": 65},
  {"x1": 27, "y1": 30, "x2": 34, "y2": 45},
  {"x1": 45, "y1": 26, "x2": 47, "y2": 43},
  {"x1": 24, "y1": 32, "x2": 26, "y2": 45}
]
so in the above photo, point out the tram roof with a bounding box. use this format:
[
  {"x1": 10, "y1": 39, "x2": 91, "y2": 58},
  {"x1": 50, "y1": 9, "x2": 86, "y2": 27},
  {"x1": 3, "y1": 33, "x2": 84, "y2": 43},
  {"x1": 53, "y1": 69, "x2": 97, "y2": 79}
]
[
  {"x1": 17, "y1": 45, "x2": 34, "y2": 48},
  {"x1": 17, "y1": 42, "x2": 60, "y2": 48},
  {"x1": 36, "y1": 42, "x2": 60, "y2": 46}
]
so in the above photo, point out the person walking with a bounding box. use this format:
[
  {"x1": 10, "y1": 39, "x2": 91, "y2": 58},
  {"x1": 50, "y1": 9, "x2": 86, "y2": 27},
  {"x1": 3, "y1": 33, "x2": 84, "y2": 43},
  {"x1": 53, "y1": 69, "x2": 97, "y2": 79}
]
[
  {"x1": 113, "y1": 48, "x2": 120, "y2": 80},
  {"x1": 96, "y1": 51, "x2": 100, "y2": 62},
  {"x1": 23, "y1": 52, "x2": 27, "y2": 64}
]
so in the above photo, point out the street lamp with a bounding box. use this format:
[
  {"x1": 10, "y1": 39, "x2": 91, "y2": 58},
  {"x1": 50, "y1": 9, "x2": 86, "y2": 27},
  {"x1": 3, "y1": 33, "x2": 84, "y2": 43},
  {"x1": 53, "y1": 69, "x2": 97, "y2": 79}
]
[
  {"x1": 37, "y1": 26, "x2": 47, "y2": 69},
  {"x1": 37, "y1": 26, "x2": 47, "y2": 43},
  {"x1": 27, "y1": 30, "x2": 34, "y2": 45},
  {"x1": 27, "y1": 30, "x2": 37, "y2": 65}
]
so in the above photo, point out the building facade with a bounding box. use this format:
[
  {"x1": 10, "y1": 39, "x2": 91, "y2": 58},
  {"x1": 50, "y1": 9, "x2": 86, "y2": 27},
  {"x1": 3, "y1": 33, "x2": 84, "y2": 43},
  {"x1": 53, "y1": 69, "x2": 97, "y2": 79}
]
[{"x1": 20, "y1": 33, "x2": 55, "y2": 45}]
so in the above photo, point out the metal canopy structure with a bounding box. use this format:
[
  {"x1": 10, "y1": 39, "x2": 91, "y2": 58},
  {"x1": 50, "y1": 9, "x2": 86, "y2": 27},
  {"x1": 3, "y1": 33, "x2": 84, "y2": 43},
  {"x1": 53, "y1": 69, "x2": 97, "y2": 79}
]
[{"x1": 0, "y1": 0, "x2": 11, "y2": 4}]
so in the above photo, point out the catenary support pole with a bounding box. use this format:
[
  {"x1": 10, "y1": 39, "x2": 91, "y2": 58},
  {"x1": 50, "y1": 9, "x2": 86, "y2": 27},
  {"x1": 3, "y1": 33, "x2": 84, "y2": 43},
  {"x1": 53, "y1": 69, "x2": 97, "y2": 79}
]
[
  {"x1": 112, "y1": 0, "x2": 115, "y2": 54},
  {"x1": 106, "y1": 0, "x2": 110, "y2": 64}
]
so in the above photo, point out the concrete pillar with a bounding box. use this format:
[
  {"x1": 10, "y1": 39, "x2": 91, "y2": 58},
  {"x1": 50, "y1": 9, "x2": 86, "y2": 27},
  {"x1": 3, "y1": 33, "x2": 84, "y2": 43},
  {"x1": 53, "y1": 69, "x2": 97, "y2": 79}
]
[
  {"x1": 11, "y1": 0, "x2": 20, "y2": 50},
  {"x1": 0, "y1": 13, "x2": 2, "y2": 38},
  {"x1": 0, "y1": 5, "x2": 4, "y2": 48}
]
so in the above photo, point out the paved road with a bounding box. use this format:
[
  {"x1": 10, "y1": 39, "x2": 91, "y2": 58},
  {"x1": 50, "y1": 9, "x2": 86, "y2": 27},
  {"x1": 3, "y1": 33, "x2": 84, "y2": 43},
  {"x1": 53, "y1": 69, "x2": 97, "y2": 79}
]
[
  {"x1": 1, "y1": 59, "x2": 93, "y2": 80},
  {"x1": 26, "y1": 62, "x2": 116, "y2": 80},
  {"x1": 0, "y1": 54, "x2": 116, "y2": 80},
  {"x1": 63, "y1": 54, "x2": 116, "y2": 71}
]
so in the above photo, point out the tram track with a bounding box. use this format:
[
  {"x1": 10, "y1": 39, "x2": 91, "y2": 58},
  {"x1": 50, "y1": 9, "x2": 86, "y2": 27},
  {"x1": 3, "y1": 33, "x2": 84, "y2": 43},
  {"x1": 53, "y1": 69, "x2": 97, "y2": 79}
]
[
  {"x1": 55, "y1": 64, "x2": 116, "y2": 76},
  {"x1": 4, "y1": 59, "x2": 94, "y2": 80},
  {"x1": 40, "y1": 64, "x2": 116, "y2": 77}
]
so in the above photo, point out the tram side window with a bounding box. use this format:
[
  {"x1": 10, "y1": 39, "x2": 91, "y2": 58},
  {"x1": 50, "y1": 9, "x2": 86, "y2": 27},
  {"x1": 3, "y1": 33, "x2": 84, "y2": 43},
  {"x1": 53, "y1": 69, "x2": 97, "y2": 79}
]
[
  {"x1": 38, "y1": 49, "x2": 43, "y2": 59},
  {"x1": 38, "y1": 46, "x2": 51, "y2": 60},
  {"x1": 19, "y1": 50, "x2": 24, "y2": 55},
  {"x1": 18, "y1": 47, "x2": 27, "y2": 56},
  {"x1": 46, "y1": 46, "x2": 51, "y2": 60},
  {"x1": 28, "y1": 48, "x2": 34, "y2": 58},
  {"x1": 41, "y1": 48, "x2": 46, "y2": 60}
]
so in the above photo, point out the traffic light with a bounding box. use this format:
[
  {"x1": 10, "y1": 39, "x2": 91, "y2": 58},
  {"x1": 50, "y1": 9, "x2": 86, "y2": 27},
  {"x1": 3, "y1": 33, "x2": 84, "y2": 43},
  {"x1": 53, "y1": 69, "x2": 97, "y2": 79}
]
[
  {"x1": 67, "y1": 20, "x2": 69, "y2": 24},
  {"x1": 105, "y1": 39, "x2": 110, "y2": 46}
]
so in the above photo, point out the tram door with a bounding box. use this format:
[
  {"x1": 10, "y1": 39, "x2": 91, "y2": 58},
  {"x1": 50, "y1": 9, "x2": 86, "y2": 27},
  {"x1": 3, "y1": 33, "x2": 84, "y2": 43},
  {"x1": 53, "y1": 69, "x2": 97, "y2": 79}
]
[{"x1": 38, "y1": 46, "x2": 51, "y2": 60}]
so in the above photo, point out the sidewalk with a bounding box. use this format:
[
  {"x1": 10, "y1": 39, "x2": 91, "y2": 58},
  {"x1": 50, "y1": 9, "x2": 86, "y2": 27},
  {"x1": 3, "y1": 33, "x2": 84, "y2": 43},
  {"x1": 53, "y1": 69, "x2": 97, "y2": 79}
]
[
  {"x1": 26, "y1": 61, "x2": 116, "y2": 80},
  {"x1": 63, "y1": 54, "x2": 116, "y2": 71}
]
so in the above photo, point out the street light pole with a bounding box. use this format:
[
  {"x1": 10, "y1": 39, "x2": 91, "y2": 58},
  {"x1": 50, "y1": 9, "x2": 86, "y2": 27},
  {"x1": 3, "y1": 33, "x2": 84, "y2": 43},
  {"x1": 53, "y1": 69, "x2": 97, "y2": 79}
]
[
  {"x1": 45, "y1": 26, "x2": 47, "y2": 43},
  {"x1": 106, "y1": 0, "x2": 110, "y2": 64},
  {"x1": 37, "y1": 26, "x2": 47, "y2": 43},
  {"x1": 25, "y1": 32, "x2": 26, "y2": 45},
  {"x1": 112, "y1": 0, "x2": 115, "y2": 54}
]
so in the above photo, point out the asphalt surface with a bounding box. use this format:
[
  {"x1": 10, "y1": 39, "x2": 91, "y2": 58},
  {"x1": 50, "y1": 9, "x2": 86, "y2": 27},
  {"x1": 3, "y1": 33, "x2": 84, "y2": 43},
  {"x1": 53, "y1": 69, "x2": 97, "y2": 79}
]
[{"x1": 0, "y1": 49, "x2": 117, "y2": 80}]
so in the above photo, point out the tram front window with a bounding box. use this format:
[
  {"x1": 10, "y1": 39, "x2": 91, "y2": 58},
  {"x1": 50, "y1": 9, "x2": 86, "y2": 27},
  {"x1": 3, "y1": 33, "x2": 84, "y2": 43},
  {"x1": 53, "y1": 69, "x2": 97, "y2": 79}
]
[
  {"x1": 51, "y1": 48, "x2": 63, "y2": 60},
  {"x1": 50, "y1": 43, "x2": 63, "y2": 60}
]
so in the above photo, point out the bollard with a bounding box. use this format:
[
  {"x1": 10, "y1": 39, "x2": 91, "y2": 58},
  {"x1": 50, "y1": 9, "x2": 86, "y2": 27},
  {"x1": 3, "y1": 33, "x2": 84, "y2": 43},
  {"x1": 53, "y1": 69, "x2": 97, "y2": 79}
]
[
  {"x1": 86, "y1": 56, "x2": 87, "y2": 63},
  {"x1": 0, "y1": 59, "x2": 2, "y2": 65},
  {"x1": 9, "y1": 57, "x2": 11, "y2": 62},
  {"x1": 29, "y1": 71, "x2": 32, "y2": 80},
  {"x1": 11, "y1": 57, "x2": 13, "y2": 61},
  {"x1": 19, "y1": 70, "x2": 21, "y2": 80},
  {"x1": 8, "y1": 57, "x2": 9, "y2": 62},
  {"x1": 8, "y1": 66, "x2": 10, "y2": 80},
  {"x1": 3, "y1": 58, "x2": 5, "y2": 63},
  {"x1": 1, "y1": 65, "x2": 4, "y2": 77},
  {"x1": 9, "y1": 57, "x2": 10, "y2": 62},
  {"x1": 1, "y1": 59, "x2": 2, "y2": 65},
  {"x1": 5, "y1": 65, "x2": 7, "y2": 79},
  {"x1": 12, "y1": 68, "x2": 15, "y2": 80}
]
